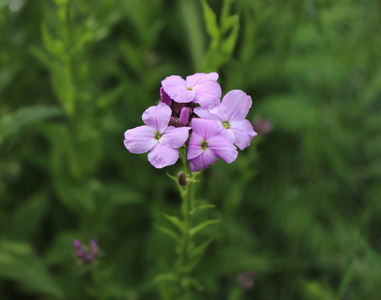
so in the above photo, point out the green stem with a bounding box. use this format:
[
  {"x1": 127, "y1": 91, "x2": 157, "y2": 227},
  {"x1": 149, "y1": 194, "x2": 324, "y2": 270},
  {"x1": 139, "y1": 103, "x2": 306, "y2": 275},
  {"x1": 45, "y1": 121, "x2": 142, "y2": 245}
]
[{"x1": 177, "y1": 145, "x2": 197, "y2": 297}]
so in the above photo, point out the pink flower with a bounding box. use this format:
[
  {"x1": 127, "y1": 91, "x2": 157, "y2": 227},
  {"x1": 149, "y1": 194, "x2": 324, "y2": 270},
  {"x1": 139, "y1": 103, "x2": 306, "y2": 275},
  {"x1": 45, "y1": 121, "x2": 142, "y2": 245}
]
[
  {"x1": 161, "y1": 72, "x2": 221, "y2": 107},
  {"x1": 187, "y1": 119, "x2": 238, "y2": 172},
  {"x1": 194, "y1": 90, "x2": 257, "y2": 150},
  {"x1": 124, "y1": 103, "x2": 191, "y2": 168}
]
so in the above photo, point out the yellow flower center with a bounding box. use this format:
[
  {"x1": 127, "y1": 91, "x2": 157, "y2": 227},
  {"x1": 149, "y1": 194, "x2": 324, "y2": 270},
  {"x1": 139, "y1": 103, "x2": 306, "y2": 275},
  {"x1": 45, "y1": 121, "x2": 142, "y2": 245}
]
[
  {"x1": 222, "y1": 121, "x2": 230, "y2": 129},
  {"x1": 154, "y1": 132, "x2": 162, "y2": 140}
]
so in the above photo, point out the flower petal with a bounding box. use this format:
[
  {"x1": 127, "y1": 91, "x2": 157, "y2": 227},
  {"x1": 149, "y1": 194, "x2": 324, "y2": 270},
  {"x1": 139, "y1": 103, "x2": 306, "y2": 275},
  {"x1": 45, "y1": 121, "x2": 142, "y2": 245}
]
[
  {"x1": 160, "y1": 126, "x2": 191, "y2": 148},
  {"x1": 193, "y1": 106, "x2": 220, "y2": 120},
  {"x1": 189, "y1": 148, "x2": 218, "y2": 172},
  {"x1": 187, "y1": 131, "x2": 204, "y2": 160},
  {"x1": 124, "y1": 125, "x2": 157, "y2": 154},
  {"x1": 185, "y1": 72, "x2": 219, "y2": 87},
  {"x1": 219, "y1": 126, "x2": 235, "y2": 143},
  {"x1": 148, "y1": 143, "x2": 179, "y2": 169},
  {"x1": 160, "y1": 87, "x2": 171, "y2": 105},
  {"x1": 142, "y1": 103, "x2": 171, "y2": 132},
  {"x1": 208, "y1": 135, "x2": 238, "y2": 164},
  {"x1": 191, "y1": 118, "x2": 223, "y2": 140},
  {"x1": 230, "y1": 119, "x2": 257, "y2": 150},
  {"x1": 193, "y1": 81, "x2": 221, "y2": 107},
  {"x1": 220, "y1": 90, "x2": 252, "y2": 120},
  {"x1": 162, "y1": 75, "x2": 195, "y2": 103}
]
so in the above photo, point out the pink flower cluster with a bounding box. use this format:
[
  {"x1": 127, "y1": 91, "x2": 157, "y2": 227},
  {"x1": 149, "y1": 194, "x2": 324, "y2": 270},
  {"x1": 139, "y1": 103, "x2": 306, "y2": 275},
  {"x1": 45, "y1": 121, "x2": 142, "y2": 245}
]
[{"x1": 124, "y1": 72, "x2": 257, "y2": 172}]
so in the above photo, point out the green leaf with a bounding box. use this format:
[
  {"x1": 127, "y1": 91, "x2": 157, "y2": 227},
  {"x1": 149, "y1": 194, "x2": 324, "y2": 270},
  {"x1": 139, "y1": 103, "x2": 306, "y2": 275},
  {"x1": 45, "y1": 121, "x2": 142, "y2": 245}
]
[
  {"x1": 190, "y1": 203, "x2": 215, "y2": 215},
  {"x1": 5, "y1": 192, "x2": 48, "y2": 241},
  {"x1": 41, "y1": 24, "x2": 67, "y2": 61},
  {"x1": 0, "y1": 62, "x2": 23, "y2": 94},
  {"x1": 97, "y1": 84, "x2": 125, "y2": 109},
  {"x1": 154, "y1": 224, "x2": 180, "y2": 242},
  {"x1": 0, "y1": 240, "x2": 63, "y2": 298},
  {"x1": 200, "y1": 0, "x2": 220, "y2": 48},
  {"x1": 221, "y1": 14, "x2": 240, "y2": 55},
  {"x1": 154, "y1": 272, "x2": 177, "y2": 283},
  {"x1": 0, "y1": 0, "x2": 11, "y2": 9},
  {"x1": 179, "y1": 0, "x2": 205, "y2": 70},
  {"x1": 163, "y1": 214, "x2": 185, "y2": 233},
  {"x1": 189, "y1": 220, "x2": 220, "y2": 237},
  {"x1": 181, "y1": 277, "x2": 204, "y2": 291},
  {"x1": 0, "y1": 106, "x2": 63, "y2": 146},
  {"x1": 191, "y1": 238, "x2": 214, "y2": 258},
  {"x1": 166, "y1": 172, "x2": 178, "y2": 183}
]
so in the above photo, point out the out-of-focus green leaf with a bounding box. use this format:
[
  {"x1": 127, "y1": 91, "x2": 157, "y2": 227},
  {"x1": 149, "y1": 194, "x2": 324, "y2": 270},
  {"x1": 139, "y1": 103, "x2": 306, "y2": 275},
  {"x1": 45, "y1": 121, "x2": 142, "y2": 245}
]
[
  {"x1": 5, "y1": 192, "x2": 48, "y2": 241},
  {"x1": 200, "y1": 0, "x2": 220, "y2": 48},
  {"x1": 154, "y1": 224, "x2": 181, "y2": 242},
  {"x1": 221, "y1": 14, "x2": 239, "y2": 55},
  {"x1": 163, "y1": 214, "x2": 185, "y2": 233},
  {"x1": 0, "y1": 106, "x2": 63, "y2": 146},
  {"x1": 0, "y1": 240, "x2": 63, "y2": 298},
  {"x1": 189, "y1": 220, "x2": 219, "y2": 237},
  {"x1": 0, "y1": 0, "x2": 11, "y2": 9}
]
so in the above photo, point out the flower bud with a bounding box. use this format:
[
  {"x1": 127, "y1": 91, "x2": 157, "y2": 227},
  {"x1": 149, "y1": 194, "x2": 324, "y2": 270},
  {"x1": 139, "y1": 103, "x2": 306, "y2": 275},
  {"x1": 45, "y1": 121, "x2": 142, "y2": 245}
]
[
  {"x1": 179, "y1": 107, "x2": 189, "y2": 125},
  {"x1": 177, "y1": 171, "x2": 186, "y2": 186}
]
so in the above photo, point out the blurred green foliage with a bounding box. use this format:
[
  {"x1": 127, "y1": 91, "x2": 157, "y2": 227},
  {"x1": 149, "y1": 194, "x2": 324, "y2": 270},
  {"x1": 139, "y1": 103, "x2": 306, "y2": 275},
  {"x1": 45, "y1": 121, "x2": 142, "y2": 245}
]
[{"x1": 0, "y1": 0, "x2": 381, "y2": 299}]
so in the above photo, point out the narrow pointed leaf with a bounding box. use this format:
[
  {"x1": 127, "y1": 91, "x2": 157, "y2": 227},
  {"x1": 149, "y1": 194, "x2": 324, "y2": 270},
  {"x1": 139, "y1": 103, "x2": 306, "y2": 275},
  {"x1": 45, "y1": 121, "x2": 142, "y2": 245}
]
[
  {"x1": 189, "y1": 220, "x2": 220, "y2": 237},
  {"x1": 200, "y1": 0, "x2": 220, "y2": 48},
  {"x1": 154, "y1": 224, "x2": 180, "y2": 242},
  {"x1": 163, "y1": 214, "x2": 185, "y2": 233},
  {"x1": 190, "y1": 204, "x2": 215, "y2": 215}
]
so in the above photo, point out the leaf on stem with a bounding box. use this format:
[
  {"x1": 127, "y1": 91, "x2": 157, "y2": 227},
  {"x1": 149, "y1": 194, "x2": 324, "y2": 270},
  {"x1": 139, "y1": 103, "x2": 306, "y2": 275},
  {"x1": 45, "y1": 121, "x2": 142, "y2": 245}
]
[
  {"x1": 154, "y1": 224, "x2": 180, "y2": 242},
  {"x1": 163, "y1": 214, "x2": 185, "y2": 233},
  {"x1": 190, "y1": 204, "x2": 215, "y2": 215},
  {"x1": 189, "y1": 220, "x2": 220, "y2": 237},
  {"x1": 154, "y1": 272, "x2": 177, "y2": 283},
  {"x1": 200, "y1": 0, "x2": 220, "y2": 49}
]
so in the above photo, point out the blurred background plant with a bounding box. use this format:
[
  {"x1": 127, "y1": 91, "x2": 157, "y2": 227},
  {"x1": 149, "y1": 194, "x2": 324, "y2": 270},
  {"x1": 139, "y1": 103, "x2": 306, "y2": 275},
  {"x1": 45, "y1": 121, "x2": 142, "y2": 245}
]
[{"x1": 0, "y1": 0, "x2": 380, "y2": 299}]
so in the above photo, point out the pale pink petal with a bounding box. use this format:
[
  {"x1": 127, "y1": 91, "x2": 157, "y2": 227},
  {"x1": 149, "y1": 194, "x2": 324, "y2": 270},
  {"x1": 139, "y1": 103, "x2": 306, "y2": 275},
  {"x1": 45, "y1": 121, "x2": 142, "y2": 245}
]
[
  {"x1": 160, "y1": 126, "x2": 191, "y2": 148},
  {"x1": 193, "y1": 81, "x2": 221, "y2": 107},
  {"x1": 160, "y1": 87, "x2": 171, "y2": 105},
  {"x1": 187, "y1": 132, "x2": 204, "y2": 160},
  {"x1": 220, "y1": 90, "x2": 252, "y2": 120},
  {"x1": 219, "y1": 126, "x2": 235, "y2": 143},
  {"x1": 124, "y1": 125, "x2": 157, "y2": 154},
  {"x1": 193, "y1": 106, "x2": 220, "y2": 120},
  {"x1": 148, "y1": 143, "x2": 179, "y2": 169},
  {"x1": 185, "y1": 72, "x2": 219, "y2": 87},
  {"x1": 191, "y1": 119, "x2": 223, "y2": 140},
  {"x1": 208, "y1": 135, "x2": 238, "y2": 163},
  {"x1": 230, "y1": 119, "x2": 257, "y2": 150},
  {"x1": 142, "y1": 103, "x2": 171, "y2": 132},
  {"x1": 189, "y1": 148, "x2": 218, "y2": 172},
  {"x1": 179, "y1": 107, "x2": 190, "y2": 125},
  {"x1": 161, "y1": 75, "x2": 195, "y2": 103}
]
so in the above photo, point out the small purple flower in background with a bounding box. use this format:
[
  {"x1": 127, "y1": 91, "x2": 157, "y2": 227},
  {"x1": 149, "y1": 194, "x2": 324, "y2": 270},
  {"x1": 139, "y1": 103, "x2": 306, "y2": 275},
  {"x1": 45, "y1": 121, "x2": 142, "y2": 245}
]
[
  {"x1": 236, "y1": 271, "x2": 255, "y2": 289},
  {"x1": 194, "y1": 90, "x2": 257, "y2": 150},
  {"x1": 72, "y1": 239, "x2": 100, "y2": 265},
  {"x1": 253, "y1": 116, "x2": 273, "y2": 135},
  {"x1": 161, "y1": 72, "x2": 221, "y2": 107},
  {"x1": 187, "y1": 119, "x2": 238, "y2": 172},
  {"x1": 124, "y1": 103, "x2": 191, "y2": 169}
]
